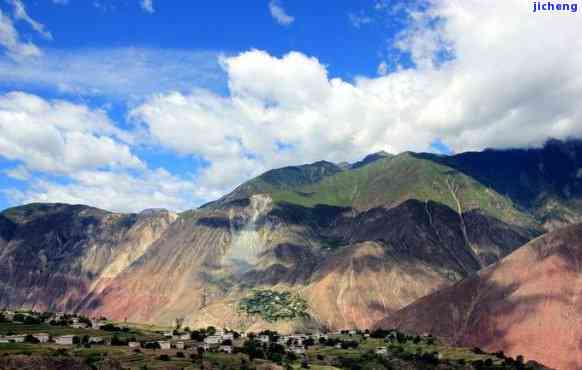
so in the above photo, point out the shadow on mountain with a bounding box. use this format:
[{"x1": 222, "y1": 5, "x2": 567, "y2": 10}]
[
  {"x1": 412, "y1": 139, "x2": 582, "y2": 209},
  {"x1": 376, "y1": 223, "x2": 582, "y2": 370}
]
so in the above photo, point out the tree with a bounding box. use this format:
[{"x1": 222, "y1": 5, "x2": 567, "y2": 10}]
[
  {"x1": 158, "y1": 354, "x2": 170, "y2": 361},
  {"x1": 24, "y1": 335, "x2": 39, "y2": 344}
]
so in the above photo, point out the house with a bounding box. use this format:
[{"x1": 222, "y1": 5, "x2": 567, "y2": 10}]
[
  {"x1": 6, "y1": 335, "x2": 25, "y2": 343},
  {"x1": 175, "y1": 341, "x2": 185, "y2": 350},
  {"x1": 158, "y1": 341, "x2": 171, "y2": 350},
  {"x1": 128, "y1": 342, "x2": 140, "y2": 348},
  {"x1": 289, "y1": 346, "x2": 305, "y2": 355},
  {"x1": 375, "y1": 347, "x2": 388, "y2": 355},
  {"x1": 89, "y1": 337, "x2": 105, "y2": 344},
  {"x1": 91, "y1": 320, "x2": 106, "y2": 329},
  {"x1": 215, "y1": 328, "x2": 225, "y2": 336},
  {"x1": 220, "y1": 345, "x2": 233, "y2": 354},
  {"x1": 178, "y1": 333, "x2": 190, "y2": 340},
  {"x1": 335, "y1": 343, "x2": 342, "y2": 349},
  {"x1": 348, "y1": 330, "x2": 357, "y2": 336},
  {"x1": 32, "y1": 333, "x2": 50, "y2": 343},
  {"x1": 258, "y1": 335, "x2": 270, "y2": 344},
  {"x1": 2, "y1": 311, "x2": 14, "y2": 321},
  {"x1": 55, "y1": 335, "x2": 75, "y2": 345},
  {"x1": 0, "y1": 337, "x2": 9, "y2": 343},
  {"x1": 71, "y1": 322, "x2": 88, "y2": 329},
  {"x1": 204, "y1": 335, "x2": 222, "y2": 345},
  {"x1": 222, "y1": 332, "x2": 234, "y2": 341}
]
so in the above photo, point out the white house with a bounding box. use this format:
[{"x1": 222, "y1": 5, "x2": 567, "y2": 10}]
[
  {"x1": 6, "y1": 335, "x2": 25, "y2": 343},
  {"x1": 158, "y1": 341, "x2": 171, "y2": 350},
  {"x1": 204, "y1": 335, "x2": 222, "y2": 345},
  {"x1": 178, "y1": 333, "x2": 190, "y2": 340},
  {"x1": 0, "y1": 337, "x2": 9, "y2": 343},
  {"x1": 289, "y1": 346, "x2": 305, "y2": 355},
  {"x1": 2, "y1": 311, "x2": 14, "y2": 321},
  {"x1": 375, "y1": 347, "x2": 388, "y2": 355},
  {"x1": 220, "y1": 345, "x2": 233, "y2": 354},
  {"x1": 175, "y1": 341, "x2": 185, "y2": 350},
  {"x1": 89, "y1": 337, "x2": 105, "y2": 344},
  {"x1": 258, "y1": 335, "x2": 270, "y2": 344},
  {"x1": 128, "y1": 342, "x2": 140, "y2": 348},
  {"x1": 222, "y1": 333, "x2": 234, "y2": 341},
  {"x1": 71, "y1": 322, "x2": 88, "y2": 329},
  {"x1": 33, "y1": 333, "x2": 50, "y2": 343},
  {"x1": 55, "y1": 335, "x2": 75, "y2": 345}
]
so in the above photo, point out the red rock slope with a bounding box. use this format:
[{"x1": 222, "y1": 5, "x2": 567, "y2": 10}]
[{"x1": 377, "y1": 223, "x2": 582, "y2": 370}]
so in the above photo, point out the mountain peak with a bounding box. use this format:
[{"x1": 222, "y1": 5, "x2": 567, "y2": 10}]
[{"x1": 350, "y1": 150, "x2": 393, "y2": 169}]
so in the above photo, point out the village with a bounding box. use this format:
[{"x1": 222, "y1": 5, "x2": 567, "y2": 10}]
[
  {"x1": 0, "y1": 309, "x2": 548, "y2": 370},
  {"x1": 0, "y1": 308, "x2": 400, "y2": 355}
]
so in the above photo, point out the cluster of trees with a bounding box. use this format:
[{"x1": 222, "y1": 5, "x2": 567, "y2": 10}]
[
  {"x1": 100, "y1": 323, "x2": 130, "y2": 333},
  {"x1": 237, "y1": 338, "x2": 298, "y2": 365},
  {"x1": 238, "y1": 290, "x2": 309, "y2": 322}
]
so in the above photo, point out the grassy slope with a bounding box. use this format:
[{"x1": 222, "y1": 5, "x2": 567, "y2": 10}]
[{"x1": 267, "y1": 153, "x2": 535, "y2": 228}]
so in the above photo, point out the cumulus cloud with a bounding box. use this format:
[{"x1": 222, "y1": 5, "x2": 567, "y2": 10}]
[
  {"x1": 131, "y1": 0, "x2": 582, "y2": 195},
  {"x1": 269, "y1": 0, "x2": 294, "y2": 26},
  {"x1": 8, "y1": 0, "x2": 53, "y2": 40},
  {"x1": 0, "y1": 91, "x2": 143, "y2": 174},
  {"x1": 6, "y1": 168, "x2": 201, "y2": 213},
  {"x1": 140, "y1": 0, "x2": 154, "y2": 14},
  {"x1": 0, "y1": 9, "x2": 41, "y2": 58},
  {"x1": 0, "y1": 47, "x2": 224, "y2": 100},
  {"x1": 0, "y1": 91, "x2": 210, "y2": 212}
]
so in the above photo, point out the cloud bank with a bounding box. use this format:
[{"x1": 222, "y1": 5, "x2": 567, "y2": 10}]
[{"x1": 131, "y1": 0, "x2": 582, "y2": 196}]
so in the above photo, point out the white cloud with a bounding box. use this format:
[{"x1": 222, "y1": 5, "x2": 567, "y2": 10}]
[
  {"x1": 269, "y1": 0, "x2": 294, "y2": 26},
  {"x1": 0, "y1": 91, "x2": 143, "y2": 174},
  {"x1": 140, "y1": 0, "x2": 154, "y2": 14},
  {"x1": 377, "y1": 61, "x2": 388, "y2": 76},
  {"x1": 0, "y1": 91, "x2": 208, "y2": 213},
  {"x1": 348, "y1": 12, "x2": 372, "y2": 28},
  {"x1": 0, "y1": 9, "x2": 41, "y2": 58},
  {"x1": 4, "y1": 165, "x2": 30, "y2": 180},
  {"x1": 131, "y1": 0, "x2": 582, "y2": 194},
  {"x1": 52, "y1": 0, "x2": 69, "y2": 5},
  {"x1": 5, "y1": 168, "x2": 201, "y2": 213},
  {"x1": 0, "y1": 47, "x2": 224, "y2": 100},
  {"x1": 8, "y1": 0, "x2": 52, "y2": 40},
  {"x1": 131, "y1": 50, "x2": 432, "y2": 193}
]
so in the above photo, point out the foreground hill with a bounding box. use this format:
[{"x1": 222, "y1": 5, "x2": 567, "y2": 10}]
[
  {"x1": 1, "y1": 140, "x2": 582, "y2": 333},
  {"x1": 378, "y1": 223, "x2": 582, "y2": 370}
]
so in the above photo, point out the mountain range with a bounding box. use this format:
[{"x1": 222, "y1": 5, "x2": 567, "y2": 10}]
[{"x1": 2, "y1": 139, "x2": 582, "y2": 369}]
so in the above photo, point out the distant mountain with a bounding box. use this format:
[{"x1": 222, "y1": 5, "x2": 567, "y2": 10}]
[
  {"x1": 1, "y1": 139, "x2": 582, "y2": 336},
  {"x1": 378, "y1": 222, "x2": 582, "y2": 370}
]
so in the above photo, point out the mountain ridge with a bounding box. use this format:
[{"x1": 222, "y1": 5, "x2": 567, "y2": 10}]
[{"x1": 1, "y1": 139, "x2": 582, "y2": 355}]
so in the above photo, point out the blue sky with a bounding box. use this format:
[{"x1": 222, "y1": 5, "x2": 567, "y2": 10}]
[{"x1": 0, "y1": 0, "x2": 581, "y2": 212}]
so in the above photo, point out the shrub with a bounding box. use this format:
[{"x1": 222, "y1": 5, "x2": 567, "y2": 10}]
[
  {"x1": 176, "y1": 351, "x2": 185, "y2": 358},
  {"x1": 158, "y1": 354, "x2": 170, "y2": 361}
]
